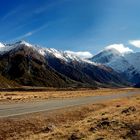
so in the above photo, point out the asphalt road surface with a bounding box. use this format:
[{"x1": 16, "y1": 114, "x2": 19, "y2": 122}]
[{"x1": 0, "y1": 91, "x2": 139, "y2": 118}]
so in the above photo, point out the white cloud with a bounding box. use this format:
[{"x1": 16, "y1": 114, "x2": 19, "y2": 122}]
[
  {"x1": 106, "y1": 44, "x2": 133, "y2": 54},
  {"x1": 129, "y1": 40, "x2": 140, "y2": 48},
  {"x1": 65, "y1": 51, "x2": 93, "y2": 59}
]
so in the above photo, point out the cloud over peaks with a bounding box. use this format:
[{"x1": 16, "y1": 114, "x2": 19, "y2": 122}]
[
  {"x1": 106, "y1": 44, "x2": 133, "y2": 54},
  {"x1": 129, "y1": 40, "x2": 140, "y2": 48},
  {"x1": 65, "y1": 51, "x2": 93, "y2": 59}
]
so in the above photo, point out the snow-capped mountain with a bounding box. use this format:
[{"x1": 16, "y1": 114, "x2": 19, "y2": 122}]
[
  {"x1": 0, "y1": 40, "x2": 128, "y2": 88},
  {"x1": 38, "y1": 47, "x2": 97, "y2": 66},
  {"x1": 90, "y1": 48, "x2": 122, "y2": 64},
  {"x1": 0, "y1": 41, "x2": 95, "y2": 65},
  {"x1": 0, "y1": 41, "x2": 32, "y2": 54},
  {"x1": 90, "y1": 48, "x2": 132, "y2": 72},
  {"x1": 38, "y1": 48, "x2": 83, "y2": 62},
  {"x1": 125, "y1": 52, "x2": 140, "y2": 72},
  {"x1": 90, "y1": 47, "x2": 140, "y2": 85}
]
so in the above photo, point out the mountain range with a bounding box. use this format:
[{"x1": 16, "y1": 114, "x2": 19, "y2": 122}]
[{"x1": 0, "y1": 40, "x2": 138, "y2": 89}]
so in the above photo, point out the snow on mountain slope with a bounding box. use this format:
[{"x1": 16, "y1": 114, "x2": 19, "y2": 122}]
[
  {"x1": 37, "y1": 47, "x2": 97, "y2": 65},
  {"x1": 90, "y1": 47, "x2": 130, "y2": 72},
  {"x1": 90, "y1": 47, "x2": 139, "y2": 73},
  {"x1": 38, "y1": 48, "x2": 69, "y2": 61},
  {"x1": 90, "y1": 47, "x2": 140, "y2": 85},
  {"x1": 125, "y1": 52, "x2": 140, "y2": 72},
  {"x1": 0, "y1": 41, "x2": 33, "y2": 54},
  {"x1": 17, "y1": 40, "x2": 32, "y2": 47},
  {"x1": 90, "y1": 48, "x2": 122, "y2": 64},
  {"x1": 0, "y1": 41, "x2": 97, "y2": 66},
  {"x1": 104, "y1": 51, "x2": 140, "y2": 74},
  {"x1": 106, "y1": 56, "x2": 132, "y2": 72},
  {"x1": 0, "y1": 42, "x2": 6, "y2": 52}
]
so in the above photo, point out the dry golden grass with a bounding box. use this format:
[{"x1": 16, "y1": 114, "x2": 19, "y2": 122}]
[
  {"x1": 24, "y1": 95, "x2": 140, "y2": 140},
  {"x1": 0, "y1": 88, "x2": 139, "y2": 104},
  {"x1": 0, "y1": 92, "x2": 139, "y2": 140}
]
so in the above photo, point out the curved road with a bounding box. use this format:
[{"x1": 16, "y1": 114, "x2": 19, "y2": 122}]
[{"x1": 0, "y1": 91, "x2": 139, "y2": 118}]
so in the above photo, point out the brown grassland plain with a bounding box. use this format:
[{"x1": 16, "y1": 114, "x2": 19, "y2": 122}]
[
  {"x1": 0, "y1": 88, "x2": 139, "y2": 140},
  {"x1": 0, "y1": 88, "x2": 139, "y2": 103}
]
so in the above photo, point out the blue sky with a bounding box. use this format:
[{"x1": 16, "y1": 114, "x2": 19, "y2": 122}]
[{"x1": 0, "y1": 0, "x2": 140, "y2": 54}]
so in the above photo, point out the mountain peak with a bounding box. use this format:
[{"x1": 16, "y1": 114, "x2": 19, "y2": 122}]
[
  {"x1": 90, "y1": 47, "x2": 122, "y2": 64},
  {"x1": 0, "y1": 40, "x2": 34, "y2": 54},
  {"x1": 105, "y1": 44, "x2": 133, "y2": 55},
  {"x1": 15, "y1": 40, "x2": 32, "y2": 47},
  {"x1": 104, "y1": 47, "x2": 122, "y2": 56}
]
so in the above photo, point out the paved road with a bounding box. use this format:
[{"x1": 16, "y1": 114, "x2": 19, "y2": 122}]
[{"x1": 0, "y1": 91, "x2": 139, "y2": 118}]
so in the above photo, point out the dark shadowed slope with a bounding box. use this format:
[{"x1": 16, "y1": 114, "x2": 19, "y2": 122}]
[
  {"x1": 0, "y1": 45, "x2": 75, "y2": 88},
  {"x1": 0, "y1": 75, "x2": 19, "y2": 88}
]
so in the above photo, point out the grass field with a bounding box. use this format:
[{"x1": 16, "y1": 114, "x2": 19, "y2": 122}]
[
  {"x1": 0, "y1": 88, "x2": 139, "y2": 104},
  {"x1": 0, "y1": 88, "x2": 139, "y2": 140},
  {"x1": 25, "y1": 95, "x2": 140, "y2": 140}
]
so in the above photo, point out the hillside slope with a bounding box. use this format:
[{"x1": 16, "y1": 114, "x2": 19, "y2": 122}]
[{"x1": 0, "y1": 75, "x2": 19, "y2": 88}]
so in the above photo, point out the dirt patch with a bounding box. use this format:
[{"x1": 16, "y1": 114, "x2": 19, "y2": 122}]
[{"x1": 121, "y1": 106, "x2": 136, "y2": 114}]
